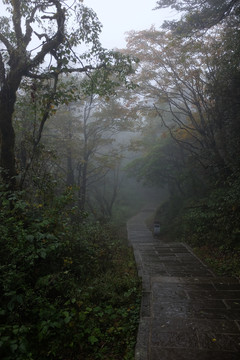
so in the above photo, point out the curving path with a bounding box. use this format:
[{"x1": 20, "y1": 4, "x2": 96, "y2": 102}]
[{"x1": 127, "y1": 208, "x2": 240, "y2": 360}]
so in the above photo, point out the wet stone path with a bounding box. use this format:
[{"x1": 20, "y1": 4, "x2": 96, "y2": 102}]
[{"x1": 127, "y1": 209, "x2": 240, "y2": 360}]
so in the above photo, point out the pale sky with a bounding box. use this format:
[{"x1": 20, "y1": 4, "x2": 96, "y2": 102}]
[
  {"x1": 84, "y1": 0, "x2": 177, "y2": 49},
  {"x1": 0, "y1": 0, "x2": 177, "y2": 50}
]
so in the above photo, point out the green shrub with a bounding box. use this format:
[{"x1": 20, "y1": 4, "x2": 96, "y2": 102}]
[
  {"x1": 179, "y1": 179, "x2": 240, "y2": 249},
  {"x1": 0, "y1": 188, "x2": 140, "y2": 360},
  {"x1": 195, "y1": 247, "x2": 240, "y2": 278},
  {"x1": 155, "y1": 175, "x2": 240, "y2": 279}
]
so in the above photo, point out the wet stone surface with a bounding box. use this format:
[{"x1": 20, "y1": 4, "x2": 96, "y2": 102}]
[
  {"x1": 150, "y1": 348, "x2": 240, "y2": 360},
  {"x1": 127, "y1": 210, "x2": 240, "y2": 360}
]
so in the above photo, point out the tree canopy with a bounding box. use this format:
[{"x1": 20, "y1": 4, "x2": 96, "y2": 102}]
[{"x1": 155, "y1": 0, "x2": 240, "y2": 34}]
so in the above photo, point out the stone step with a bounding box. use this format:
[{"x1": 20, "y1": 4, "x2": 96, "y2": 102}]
[{"x1": 127, "y1": 210, "x2": 240, "y2": 360}]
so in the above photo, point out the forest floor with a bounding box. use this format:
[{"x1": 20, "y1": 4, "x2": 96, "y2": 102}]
[{"x1": 127, "y1": 208, "x2": 240, "y2": 360}]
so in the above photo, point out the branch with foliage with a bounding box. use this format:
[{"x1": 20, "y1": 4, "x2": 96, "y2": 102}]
[
  {"x1": 155, "y1": 0, "x2": 240, "y2": 34},
  {"x1": 0, "y1": 0, "x2": 136, "y2": 189}
]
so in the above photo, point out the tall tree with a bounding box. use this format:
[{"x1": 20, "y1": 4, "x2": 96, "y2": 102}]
[
  {"x1": 126, "y1": 28, "x2": 232, "y2": 178},
  {"x1": 0, "y1": 0, "x2": 135, "y2": 189}
]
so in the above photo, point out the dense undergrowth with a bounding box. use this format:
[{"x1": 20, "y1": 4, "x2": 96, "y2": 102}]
[
  {"x1": 155, "y1": 175, "x2": 240, "y2": 278},
  {"x1": 0, "y1": 187, "x2": 141, "y2": 360}
]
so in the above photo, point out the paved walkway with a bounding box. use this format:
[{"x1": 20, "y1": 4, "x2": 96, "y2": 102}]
[{"x1": 127, "y1": 208, "x2": 240, "y2": 360}]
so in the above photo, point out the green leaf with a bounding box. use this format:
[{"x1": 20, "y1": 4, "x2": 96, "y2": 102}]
[{"x1": 88, "y1": 335, "x2": 98, "y2": 345}]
